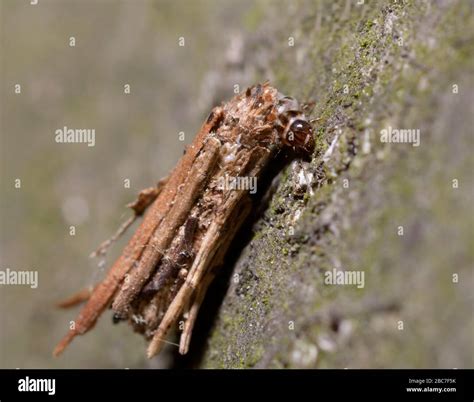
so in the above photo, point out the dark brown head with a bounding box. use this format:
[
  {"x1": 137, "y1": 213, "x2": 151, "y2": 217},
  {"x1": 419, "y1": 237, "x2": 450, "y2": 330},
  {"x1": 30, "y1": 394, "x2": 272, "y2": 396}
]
[
  {"x1": 273, "y1": 94, "x2": 315, "y2": 154},
  {"x1": 282, "y1": 118, "x2": 314, "y2": 154}
]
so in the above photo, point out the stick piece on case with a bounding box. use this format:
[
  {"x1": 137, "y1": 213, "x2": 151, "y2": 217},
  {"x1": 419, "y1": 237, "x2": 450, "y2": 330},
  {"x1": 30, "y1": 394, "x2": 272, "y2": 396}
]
[
  {"x1": 111, "y1": 137, "x2": 221, "y2": 315},
  {"x1": 90, "y1": 178, "x2": 168, "y2": 259},
  {"x1": 53, "y1": 108, "x2": 224, "y2": 357},
  {"x1": 178, "y1": 197, "x2": 252, "y2": 355},
  {"x1": 147, "y1": 147, "x2": 270, "y2": 358}
]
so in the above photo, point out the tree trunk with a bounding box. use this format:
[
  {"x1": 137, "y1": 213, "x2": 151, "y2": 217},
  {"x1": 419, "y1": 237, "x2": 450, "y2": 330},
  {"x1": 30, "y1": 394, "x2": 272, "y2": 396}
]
[{"x1": 186, "y1": 0, "x2": 473, "y2": 369}]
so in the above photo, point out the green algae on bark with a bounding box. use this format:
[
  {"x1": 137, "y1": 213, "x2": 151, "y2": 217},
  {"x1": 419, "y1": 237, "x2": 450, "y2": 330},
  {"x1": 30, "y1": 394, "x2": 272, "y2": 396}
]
[{"x1": 198, "y1": 0, "x2": 474, "y2": 368}]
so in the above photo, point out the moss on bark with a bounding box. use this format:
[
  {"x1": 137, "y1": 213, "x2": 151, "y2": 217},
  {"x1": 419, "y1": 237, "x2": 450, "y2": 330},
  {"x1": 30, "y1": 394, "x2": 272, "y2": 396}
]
[{"x1": 196, "y1": 0, "x2": 473, "y2": 368}]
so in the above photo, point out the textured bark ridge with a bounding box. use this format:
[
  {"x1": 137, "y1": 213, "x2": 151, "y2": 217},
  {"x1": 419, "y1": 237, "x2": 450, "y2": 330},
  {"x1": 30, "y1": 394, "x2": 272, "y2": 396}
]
[{"x1": 184, "y1": 0, "x2": 473, "y2": 368}]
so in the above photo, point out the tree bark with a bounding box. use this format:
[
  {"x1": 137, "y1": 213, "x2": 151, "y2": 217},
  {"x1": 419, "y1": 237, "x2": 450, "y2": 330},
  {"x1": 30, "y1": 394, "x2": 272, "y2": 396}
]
[{"x1": 188, "y1": 0, "x2": 473, "y2": 368}]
